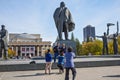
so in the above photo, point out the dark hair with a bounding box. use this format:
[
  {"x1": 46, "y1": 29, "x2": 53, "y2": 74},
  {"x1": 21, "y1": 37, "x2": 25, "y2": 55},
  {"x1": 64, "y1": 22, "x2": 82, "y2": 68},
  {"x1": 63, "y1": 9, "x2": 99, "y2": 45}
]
[
  {"x1": 47, "y1": 49, "x2": 50, "y2": 52},
  {"x1": 68, "y1": 47, "x2": 73, "y2": 52},
  {"x1": 60, "y1": 50, "x2": 64, "y2": 56}
]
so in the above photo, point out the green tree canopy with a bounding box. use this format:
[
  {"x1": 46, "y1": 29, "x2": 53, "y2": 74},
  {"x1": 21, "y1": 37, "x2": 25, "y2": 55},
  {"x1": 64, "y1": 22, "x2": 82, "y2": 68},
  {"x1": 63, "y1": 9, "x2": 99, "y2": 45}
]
[
  {"x1": 75, "y1": 38, "x2": 82, "y2": 55},
  {"x1": 82, "y1": 39, "x2": 102, "y2": 55},
  {"x1": 71, "y1": 32, "x2": 75, "y2": 41}
]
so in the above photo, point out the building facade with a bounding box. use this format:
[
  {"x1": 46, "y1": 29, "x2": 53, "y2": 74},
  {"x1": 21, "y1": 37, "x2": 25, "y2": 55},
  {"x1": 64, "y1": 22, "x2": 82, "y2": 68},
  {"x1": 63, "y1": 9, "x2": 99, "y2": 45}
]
[
  {"x1": 8, "y1": 33, "x2": 51, "y2": 57},
  {"x1": 83, "y1": 25, "x2": 95, "y2": 42}
]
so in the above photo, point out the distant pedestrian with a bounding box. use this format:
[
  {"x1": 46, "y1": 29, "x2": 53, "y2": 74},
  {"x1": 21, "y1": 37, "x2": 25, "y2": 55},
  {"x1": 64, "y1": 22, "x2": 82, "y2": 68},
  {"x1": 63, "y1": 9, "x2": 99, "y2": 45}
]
[
  {"x1": 64, "y1": 47, "x2": 76, "y2": 80},
  {"x1": 57, "y1": 50, "x2": 64, "y2": 73},
  {"x1": 59, "y1": 43, "x2": 66, "y2": 53},
  {"x1": 53, "y1": 43, "x2": 60, "y2": 63},
  {"x1": 45, "y1": 49, "x2": 52, "y2": 74}
]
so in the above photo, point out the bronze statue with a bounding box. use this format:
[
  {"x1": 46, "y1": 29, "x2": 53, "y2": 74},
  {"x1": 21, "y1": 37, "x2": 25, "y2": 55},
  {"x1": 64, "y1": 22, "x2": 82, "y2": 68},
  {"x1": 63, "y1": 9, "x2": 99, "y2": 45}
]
[
  {"x1": 96, "y1": 32, "x2": 109, "y2": 55},
  {"x1": 112, "y1": 33, "x2": 118, "y2": 55},
  {"x1": 0, "y1": 25, "x2": 8, "y2": 59},
  {"x1": 96, "y1": 22, "x2": 119, "y2": 55},
  {"x1": 109, "y1": 21, "x2": 119, "y2": 55},
  {"x1": 53, "y1": 2, "x2": 75, "y2": 40}
]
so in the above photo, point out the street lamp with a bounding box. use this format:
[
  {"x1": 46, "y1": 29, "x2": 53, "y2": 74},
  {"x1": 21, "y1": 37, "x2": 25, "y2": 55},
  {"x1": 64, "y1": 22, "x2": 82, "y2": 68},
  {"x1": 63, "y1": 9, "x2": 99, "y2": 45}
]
[
  {"x1": 107, "y1": 23, "x2": 115, "y2": 35},
  {"x1": 107, "y1": 23, "x2": 115, "y2": 27}
]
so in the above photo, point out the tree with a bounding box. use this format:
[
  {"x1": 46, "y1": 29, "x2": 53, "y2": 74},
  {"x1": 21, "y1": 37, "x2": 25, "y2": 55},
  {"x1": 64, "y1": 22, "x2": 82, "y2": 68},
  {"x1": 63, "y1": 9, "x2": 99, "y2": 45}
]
[
  {"x1": 117, "y1": 36, "x2": 120, "y2": 54},
  {"x1": 82, "y1": 39, "x2": 102, "y2": 55},
  {"x1": 71, "y1": 32, "x2": 75, "y2": 41},
  {"x1": 107, "y1": 36, "x2": 120, "y2": 55},
  {"x1": 108, "y1": 40, "x2": 114, "y2": 55},
  {"x1": 8, "y1": 48, "x2": 16, "y2": 58},
  {"x1": 75, "y1": 38, "x2": 82, "y2": 55},
  {"x1": 86, "y1": 36, "x2": 90, "y2": 42}
]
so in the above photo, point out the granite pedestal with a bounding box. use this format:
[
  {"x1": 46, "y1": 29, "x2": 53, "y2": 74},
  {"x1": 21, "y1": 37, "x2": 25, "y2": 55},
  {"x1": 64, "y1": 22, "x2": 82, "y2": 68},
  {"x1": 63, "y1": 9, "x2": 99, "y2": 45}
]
[{"x1": 56, "y1": 40, "x2": 76, "y2": 53}]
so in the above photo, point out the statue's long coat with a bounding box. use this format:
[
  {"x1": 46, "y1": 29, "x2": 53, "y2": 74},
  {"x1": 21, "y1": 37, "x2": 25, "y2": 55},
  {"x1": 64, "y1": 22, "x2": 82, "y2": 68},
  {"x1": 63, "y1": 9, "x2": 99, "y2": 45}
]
[
  {"x1": 53, "y1": 7, "x2": 75, "y2": 34},
  {"x1": 0, "y1": 29, "x2": 8, "y2": 50}
]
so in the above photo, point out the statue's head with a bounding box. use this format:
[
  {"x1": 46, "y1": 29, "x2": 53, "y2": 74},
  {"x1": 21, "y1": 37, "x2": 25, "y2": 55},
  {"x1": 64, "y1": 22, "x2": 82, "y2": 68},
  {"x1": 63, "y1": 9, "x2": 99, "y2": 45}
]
[
  {"x1": 104, "y1": 32, "x2": 107, "y2": 36},
  {"x1": 60, "y1": 2, "x2": 65, "y2": 8},
  {"x1": 1, "y1": 25, "x2": 5, "y2": 29}
]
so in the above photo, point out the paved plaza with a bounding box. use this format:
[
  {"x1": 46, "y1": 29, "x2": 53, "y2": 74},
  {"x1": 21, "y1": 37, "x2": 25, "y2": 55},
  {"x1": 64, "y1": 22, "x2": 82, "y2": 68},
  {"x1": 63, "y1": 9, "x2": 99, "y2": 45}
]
[{"x1": 0, "y1": 66, "x2": 120, "y2": 80}]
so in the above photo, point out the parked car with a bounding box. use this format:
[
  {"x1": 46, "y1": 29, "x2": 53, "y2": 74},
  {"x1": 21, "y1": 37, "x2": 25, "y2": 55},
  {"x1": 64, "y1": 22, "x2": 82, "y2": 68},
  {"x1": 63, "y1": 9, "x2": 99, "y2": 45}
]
[{"x1": 29, "y1": 56, "x2": 45, "y2": 64}]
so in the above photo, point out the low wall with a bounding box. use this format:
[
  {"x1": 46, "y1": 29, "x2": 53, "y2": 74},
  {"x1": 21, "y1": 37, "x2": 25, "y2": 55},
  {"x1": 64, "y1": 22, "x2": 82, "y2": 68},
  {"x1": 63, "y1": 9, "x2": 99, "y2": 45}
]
[{"x1": 0, "y1": 60, "x2": 120, "y2": 72}]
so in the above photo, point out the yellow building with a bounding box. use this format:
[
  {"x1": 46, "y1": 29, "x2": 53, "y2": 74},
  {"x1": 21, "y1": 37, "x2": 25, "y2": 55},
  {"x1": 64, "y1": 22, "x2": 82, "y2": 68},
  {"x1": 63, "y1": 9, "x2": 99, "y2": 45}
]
[{"x1": 8, "y1": 33, "x2": 51, "y2": 57}]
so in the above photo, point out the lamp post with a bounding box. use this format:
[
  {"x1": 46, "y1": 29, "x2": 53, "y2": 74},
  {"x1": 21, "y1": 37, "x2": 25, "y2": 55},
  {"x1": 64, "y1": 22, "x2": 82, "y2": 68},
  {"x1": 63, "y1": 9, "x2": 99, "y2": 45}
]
[{"x1": 107, "y1": 23, "x2": 115, "y2": 35}]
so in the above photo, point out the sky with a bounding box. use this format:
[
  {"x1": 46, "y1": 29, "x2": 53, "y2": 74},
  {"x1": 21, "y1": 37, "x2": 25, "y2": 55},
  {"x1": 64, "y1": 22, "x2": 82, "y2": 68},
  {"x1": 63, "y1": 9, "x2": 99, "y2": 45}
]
[{"x1": 0, "y1": 0, "x2": 120, "y2": 43}]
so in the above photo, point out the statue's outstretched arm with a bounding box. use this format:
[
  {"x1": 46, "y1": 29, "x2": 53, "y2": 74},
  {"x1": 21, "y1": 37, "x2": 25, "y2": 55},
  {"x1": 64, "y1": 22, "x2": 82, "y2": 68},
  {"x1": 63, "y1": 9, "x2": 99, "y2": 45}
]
[{"x1": 95, "y1": 35, "x2": 102, "y2": 38}]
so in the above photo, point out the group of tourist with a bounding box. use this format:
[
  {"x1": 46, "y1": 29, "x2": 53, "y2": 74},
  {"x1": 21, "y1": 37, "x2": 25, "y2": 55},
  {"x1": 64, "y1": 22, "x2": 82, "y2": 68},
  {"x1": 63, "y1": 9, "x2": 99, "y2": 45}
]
[{"x1": 45, "y1": 43, "x2": 76, "y2": 80}]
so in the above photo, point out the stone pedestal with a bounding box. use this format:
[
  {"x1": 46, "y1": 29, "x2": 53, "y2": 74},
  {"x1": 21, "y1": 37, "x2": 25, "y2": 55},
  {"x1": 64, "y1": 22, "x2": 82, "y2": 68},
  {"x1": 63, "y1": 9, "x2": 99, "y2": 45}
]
[{"x1": 56, "y1": 40, "x2": 76, "y2": 53}]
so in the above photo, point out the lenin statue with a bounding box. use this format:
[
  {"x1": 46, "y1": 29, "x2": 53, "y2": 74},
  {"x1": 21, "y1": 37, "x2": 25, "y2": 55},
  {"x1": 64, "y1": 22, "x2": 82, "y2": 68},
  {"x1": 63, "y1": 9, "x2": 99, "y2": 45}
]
[
  {"x1": 53, "y1": 2, "x2": 75, "y2": 40},
  {"x1": 0, "y1": 25, "x2": 8, "y2": 59}
]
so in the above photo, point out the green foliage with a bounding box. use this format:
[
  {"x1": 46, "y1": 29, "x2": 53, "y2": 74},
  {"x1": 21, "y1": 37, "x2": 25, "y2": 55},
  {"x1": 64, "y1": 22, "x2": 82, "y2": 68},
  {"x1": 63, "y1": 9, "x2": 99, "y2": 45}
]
[
  {"x1": 8, "y1": 48, "x2": 16, "y2": 57},
  {"x1": 71, "y1": 32, "x2": 75, "y2": 41},
  {"x1": 86, "y1": 37, "x2": 90, "y2": 42},
  {"x1": 117, "y1": 36, "x2": 120, "y2": 54},
  {"x1": 73, "y1": 36, "x2": 120, "y2": 55},
  {"x1": 75, "y1": 38, "x2": 82, "y2": 55},
  {"x1": 108, "y1": 36, "x2": 120, "y2": 55},
  {"x1": 82, "y1": 40, "x2": 102, "y2": 55},
  {"x1": 108, "y1": 41, "x2": 114, "y2": 55}
]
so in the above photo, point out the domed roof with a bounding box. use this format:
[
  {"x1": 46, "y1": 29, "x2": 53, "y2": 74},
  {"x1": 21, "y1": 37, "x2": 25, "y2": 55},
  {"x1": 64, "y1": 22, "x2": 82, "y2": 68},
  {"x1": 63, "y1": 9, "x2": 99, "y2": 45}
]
[{"x1": 15, "y1": 33, "x2": 37, "y2": 39}]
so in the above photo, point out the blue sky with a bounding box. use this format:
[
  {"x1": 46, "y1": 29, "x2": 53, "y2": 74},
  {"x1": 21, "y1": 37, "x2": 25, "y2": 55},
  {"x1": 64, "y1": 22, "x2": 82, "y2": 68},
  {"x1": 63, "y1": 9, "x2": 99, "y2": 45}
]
[{"x1": 0, "y1": 0, "x2": 120, "y2": 43}]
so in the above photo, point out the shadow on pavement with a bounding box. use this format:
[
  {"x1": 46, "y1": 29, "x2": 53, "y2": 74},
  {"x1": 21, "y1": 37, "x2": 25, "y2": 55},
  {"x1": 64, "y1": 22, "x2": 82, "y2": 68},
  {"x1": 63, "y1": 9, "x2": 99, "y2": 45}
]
[
  {"x1": 14, "y1": 72, "x2": 60, "y2": 77},
  {"x1": 103, "y1": 75, "x2": 120, "y2": 78},
  {"x1": 14, "y1": 73, "x2": 45, "y2": 77}
]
